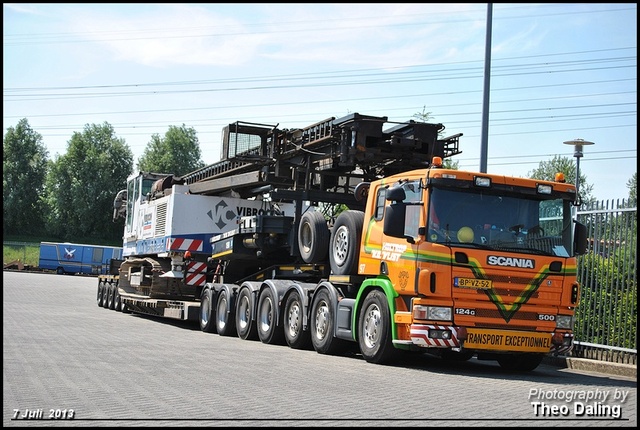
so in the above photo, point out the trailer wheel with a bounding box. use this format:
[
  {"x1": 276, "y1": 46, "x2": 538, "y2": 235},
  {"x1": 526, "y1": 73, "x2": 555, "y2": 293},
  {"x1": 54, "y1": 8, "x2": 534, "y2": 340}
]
[
  {"x1": 97, "y1": 281, "x2": 104, "y2": 307},
  {"x1": 329, "y1": 210, "x2": 364, "y2": 275},
  {"x1": 236, "y1": 288, "x2": 258, "y2": 341},
  {"x1": 298, "y1": 210, "x2": 330, "y2": 263},
  {"x1": 199, "y1": 288, "x2": 217, "y2": 333},
  {"x1": 310, "y1": 289, "x2": 348, "y2": 355},
  {"x1": 100, "y1": 284, "x2": 109, "y2": 308},
  {"x1": 497, "y1": 353, "x2": 544, "y2": 372},
  {"x1": 56, "y1": 267, "x2": 65, "y2": 275},
  {"x1": 284, "y1": 291, "x2": 312, "y2": 350},
  {"x1": 257, "y1": 288, "x2": 285, "y2": 345},
  {"x1": 358, "y1": 289, "x2": 396, "y2": 364},
  {"x1": 215, "y1": 289, "x2": 236, "y2": 337},
  {"x1": 107, "y1": 284, "x2": 116, "y2": 310},
  {"x1": 114, "y1": 286, "x2": 123, "y2": 312}
]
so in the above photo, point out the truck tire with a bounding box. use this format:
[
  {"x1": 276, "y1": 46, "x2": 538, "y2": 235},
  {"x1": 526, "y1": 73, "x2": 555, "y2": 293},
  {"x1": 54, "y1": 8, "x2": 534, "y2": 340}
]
[
  {"x1": 199, "y1": 288, "x2": 217, "y2": 333},
  {"x1": 216, "y1": 289, "x2": 237, "y2": 337},
  {"x1": 329, "y1": 210, "x2": 364, "y2": 275},
  {"x1": 497, "y1": 353, "x2": 544, "y2": 372},
  {"x1": 236, "y1": 287, "x2": 258, "y2": 341},
  {"x1": 284, "y1": 290, "x2": 311, "y2": 350},
  {"x1": 310, "y1": 288, "x2": 348, "y2": 355},
  {"x1": 358, "y1": 289, "x2": 396, "y2": 364},
  {"x1": 56, "y1": 267, "x2": 65, "y2": 275},
  {"x1": 257, "y1": 288, "x2": 284, "y2": 345},
  {"x1": 298, "y1": 210, "x2": 330, "y2": 263}
]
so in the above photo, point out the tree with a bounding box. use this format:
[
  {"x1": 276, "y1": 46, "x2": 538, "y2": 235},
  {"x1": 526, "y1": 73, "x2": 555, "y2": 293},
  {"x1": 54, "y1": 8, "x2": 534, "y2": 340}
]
[
  {"x1": 527, "y1": 155, "x2": 594, "y2": 204},
  {"x1": 137, "y1": 124, "x2": 205, "y2": 176},
  {"x1": 43, "y1": 122, "x2": 133, "y2": 242},
  {"x1": 627, "y1": 172, "x2": 637, "y2": 207},
  {"x1": 412, "y1": 106, "x2": 434, "y2": 123},
  {"x1": 3, "y1": 118, "x2": 49, "y2": 236}
]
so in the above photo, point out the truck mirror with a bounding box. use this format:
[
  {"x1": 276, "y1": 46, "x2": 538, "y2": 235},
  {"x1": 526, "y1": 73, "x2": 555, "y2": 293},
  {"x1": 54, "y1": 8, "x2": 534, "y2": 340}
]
[
  {"x1": 574, "y1": 221, "x2": 588, "y2": 255},
  {"x1": 384, "y1": 203, "x2": 406, "y2": 238},
  {"x1": 386, "y1": 186, "x2": 406, "y2": 202}
]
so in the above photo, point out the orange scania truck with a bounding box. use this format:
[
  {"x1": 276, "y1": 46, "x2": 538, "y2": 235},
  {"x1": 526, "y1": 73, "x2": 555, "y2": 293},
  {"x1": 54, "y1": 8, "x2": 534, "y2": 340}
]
[{"x1": 98, "y1": 113, "x2": 587, "y2": 371}]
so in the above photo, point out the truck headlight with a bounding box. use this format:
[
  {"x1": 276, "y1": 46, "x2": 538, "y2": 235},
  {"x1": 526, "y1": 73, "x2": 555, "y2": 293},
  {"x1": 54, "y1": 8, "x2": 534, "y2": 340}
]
[
  {"x1": 413, "y1": 305, "x2": 452, "y2": 321},
  {"x1": 556, "y1": 315, "x2": 574, "y2": 329}
]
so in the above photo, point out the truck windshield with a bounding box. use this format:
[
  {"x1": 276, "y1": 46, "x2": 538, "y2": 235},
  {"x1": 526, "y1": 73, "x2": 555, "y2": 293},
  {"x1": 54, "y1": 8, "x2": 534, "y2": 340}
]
[{"x1": 427, "y1": 187, "x2": 574, "y2": 257}]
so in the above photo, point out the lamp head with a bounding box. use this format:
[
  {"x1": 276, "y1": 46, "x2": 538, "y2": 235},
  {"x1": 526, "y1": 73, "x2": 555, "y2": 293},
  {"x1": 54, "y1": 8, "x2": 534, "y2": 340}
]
[{"x1": 564, "y1": 138, "x2": 595, "y2": 158}]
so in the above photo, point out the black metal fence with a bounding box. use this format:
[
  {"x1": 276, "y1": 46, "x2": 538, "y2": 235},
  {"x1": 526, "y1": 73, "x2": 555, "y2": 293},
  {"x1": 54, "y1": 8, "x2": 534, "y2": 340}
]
[{"x1": 574, "y1": 199, "x2": 637, "y2": 365}]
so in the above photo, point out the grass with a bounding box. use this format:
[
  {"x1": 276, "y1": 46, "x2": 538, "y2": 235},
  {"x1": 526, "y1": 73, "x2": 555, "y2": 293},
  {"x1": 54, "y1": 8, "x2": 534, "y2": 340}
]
[
  {"x1": 3, "y1": 233, "x2": 122, "y2": 269},
  {"x1": 3, "y1": 242, "x2": 40, "y2": 268}
]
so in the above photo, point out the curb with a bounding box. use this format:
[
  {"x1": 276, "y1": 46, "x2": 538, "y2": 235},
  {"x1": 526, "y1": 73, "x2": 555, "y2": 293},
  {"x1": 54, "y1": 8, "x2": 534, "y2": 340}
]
[{"x1": 543, "y1": 355, "x2": 637, "y2": 379}]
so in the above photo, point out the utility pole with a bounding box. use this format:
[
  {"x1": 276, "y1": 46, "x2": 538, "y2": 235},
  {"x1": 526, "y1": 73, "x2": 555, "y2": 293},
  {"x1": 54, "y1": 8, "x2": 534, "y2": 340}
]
[{"x1": 479, "y1": 3, "x2": 493, "y2": 173}]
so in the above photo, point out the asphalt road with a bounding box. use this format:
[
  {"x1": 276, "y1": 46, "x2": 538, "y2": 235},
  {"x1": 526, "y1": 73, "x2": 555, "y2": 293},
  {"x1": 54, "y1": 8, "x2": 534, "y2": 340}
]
[{"x1": 3, "y1": 271, "x2": 637, "y2": 427}]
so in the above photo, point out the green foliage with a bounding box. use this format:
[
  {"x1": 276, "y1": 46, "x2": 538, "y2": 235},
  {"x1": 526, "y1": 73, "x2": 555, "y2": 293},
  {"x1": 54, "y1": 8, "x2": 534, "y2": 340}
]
[
  {"x1": 575, "y1": 241, "x2": 637, "y2": 349},
  {"x1": 3, "y1": 118, "x2": 49, "y2": 236},
  {"x1": 412, "y1": 106, "x2": 433, "y2": 123},
  {"x1": 627, "y1": 172, "x2": 637, "y2": 206},
  {"x1": 3, "y1": 242, "x2": 40, "y2": 267},
  {"x1": 442, "y1": 158, "x2": 459, "y2": 170},
  {"x1": 42, "y1": 122, "x2": 133, "y2": 241},
  {"x1": 527, "y1": 154, "x2": 594, "y2": 204},
  {"x1": 137, "y1": 124, "x2": 205, "y2": 176}
]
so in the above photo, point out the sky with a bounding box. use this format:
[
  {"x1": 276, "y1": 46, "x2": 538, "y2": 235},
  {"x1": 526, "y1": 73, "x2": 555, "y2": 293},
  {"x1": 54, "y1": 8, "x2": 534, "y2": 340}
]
[{"x1": 3, "y1": 3, "x2": 637, "y2": 202}]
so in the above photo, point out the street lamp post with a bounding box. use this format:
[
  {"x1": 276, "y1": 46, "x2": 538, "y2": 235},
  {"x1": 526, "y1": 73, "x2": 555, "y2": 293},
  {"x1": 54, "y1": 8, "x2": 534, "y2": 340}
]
[{"x1": 563, "y1": 138, "x2": 595, "y2": 205}]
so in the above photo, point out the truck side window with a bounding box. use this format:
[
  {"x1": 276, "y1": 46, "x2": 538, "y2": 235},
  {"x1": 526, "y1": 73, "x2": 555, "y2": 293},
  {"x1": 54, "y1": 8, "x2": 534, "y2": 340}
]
[{"x1": 374, "y1": 188, "x2": 386, "y2": 221}]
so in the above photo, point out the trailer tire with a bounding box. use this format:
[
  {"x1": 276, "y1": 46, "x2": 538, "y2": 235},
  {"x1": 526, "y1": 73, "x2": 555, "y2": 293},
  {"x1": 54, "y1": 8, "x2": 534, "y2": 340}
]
[
  {"x1": 298, "y1": 210, "x2": 330, "y2": 263},
  {"x1": 215, "y1": 289, "x2": 237, "y2": 337},
  {"x1": 100, "y1": 284, "x2": 109, "y2": 308},
  {"x1": 107, "y1": 284, "x2": 116, "y2": 310},
  {"x1": 310, "y1": 288, "x2": 348, "y2": 355},
  {"x1": 114, "y1": 286, "x2": 123, "y2": 312},
  {"x1": 329, "y1": 210, "x2": 364, "y2": 275},
  {"x1": 497, "y1": 353, "x2": 544, "y2": 372},
  {"x1": 358, "y1": 289, "x2": 396, "y2": 364},
  {"x1": 284, "y1": 291, "x2": 312, "y2": 350},
  {"x1": 257, "y1": 288, "x2": 285, "y2": 345},
  {"x1": 199, "y1": 288, "x2": 217, "y2": 333},
  {"x1": 97, "y1": 281, "x2": 104, "y2": 307},
  {"x1": 56, "y1": 267, "x2": 65, "y2": 275},
  {"x1": 236, "y1": 288, "x2": 258, "y2": 341}
]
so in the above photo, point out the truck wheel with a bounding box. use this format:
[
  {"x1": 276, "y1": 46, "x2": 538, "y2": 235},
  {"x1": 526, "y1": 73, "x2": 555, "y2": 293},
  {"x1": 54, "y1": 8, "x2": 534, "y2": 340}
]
[
  {"x1": 310, "y1": 289, "x2": 348, "y2": 355},
  {"x1": 97, "y1": 281, "x2": 104, "y2": 307},
  {"x1": 329, "y1": 210, "x2": 364, "y2": 275},
  {"x1": 257, "y1": 288, "x2": 284, "y2": 345},
  {"x1": 215, "y1": 289, "x2": 236, "y2": 337},
  {"x1": 497, "y1": 353, "x2": 544, "y2": 372},
  {"x1": 236, "y1": 288, "x2": 258, "y2": 341},
  {"x1": 298, "y1": 211, "x2": 330, "y2": 263},
  {"x1": 358, "y1": 289, "x2": 396, "y2": 364},
  {"x1": 56, "y1": 267, "x2": 65, "y2": 275},
  {"x1": 284, "y1": 291, "x2": 311, "y2": 350},
  {"x1": 199, "y1": 288, "x2": 217, "y2": 333}
]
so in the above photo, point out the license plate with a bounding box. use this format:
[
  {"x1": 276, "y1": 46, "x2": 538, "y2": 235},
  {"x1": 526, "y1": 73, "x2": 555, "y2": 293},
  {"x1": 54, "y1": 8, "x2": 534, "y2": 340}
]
[{"x1": 455, "y1": 277, "x2": 492, "y2": 289}]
